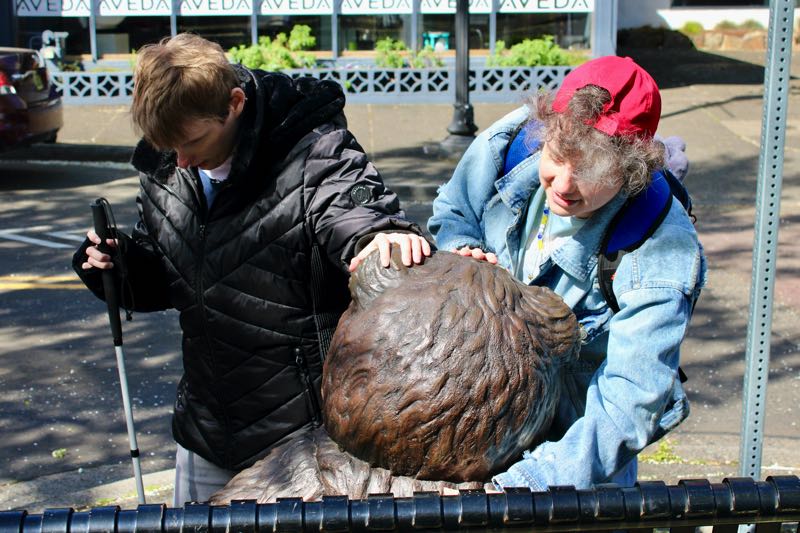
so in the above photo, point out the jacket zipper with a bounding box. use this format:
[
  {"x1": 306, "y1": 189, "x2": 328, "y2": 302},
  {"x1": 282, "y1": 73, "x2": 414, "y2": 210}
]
[
  {"x1": 295, "y1": 347, "x2": 322, "y2": 427},
  {"x1": 148, "y1": 171, "x2": 235, "y2": 465}
]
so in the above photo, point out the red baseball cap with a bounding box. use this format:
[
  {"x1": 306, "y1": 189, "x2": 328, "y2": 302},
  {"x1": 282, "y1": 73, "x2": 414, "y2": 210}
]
[{"x1": 552, "y1": 55, "x2": 661, "y2": 139}]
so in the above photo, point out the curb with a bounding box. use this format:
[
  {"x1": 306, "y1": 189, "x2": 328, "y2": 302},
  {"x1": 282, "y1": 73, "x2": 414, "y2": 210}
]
[{"x1": 0, "y1": 466, "x2": 174, "y2": 513}]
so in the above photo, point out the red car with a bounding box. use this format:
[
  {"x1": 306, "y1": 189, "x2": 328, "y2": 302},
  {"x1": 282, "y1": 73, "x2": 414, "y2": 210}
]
[{"x1": 0, "y1": 47, "x2": 64, "y2": 150}]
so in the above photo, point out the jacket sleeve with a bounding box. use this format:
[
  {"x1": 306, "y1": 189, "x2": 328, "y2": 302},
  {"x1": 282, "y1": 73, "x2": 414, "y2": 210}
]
[
  {"x1": 491, "y1": 222, "x2": 705, "y2": 490},
  {"x1": 72, "y1": 209, "x2": 173, "y2": 313},
  {"x1": 427, "y1": 126, "x2": 507, "y2": 253},
  {"x1": 303, "y1": 127, "x2": 424, "y2": 271},
  {"x1": 492, "y1": 289, "x2": 692, "y2": 490}
]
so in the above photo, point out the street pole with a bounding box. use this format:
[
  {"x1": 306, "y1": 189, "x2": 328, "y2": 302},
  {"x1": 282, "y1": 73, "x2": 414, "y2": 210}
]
[
  {"x1": 89, "y1": 0, "x2": 98, "y2": 63},
  {"x1": 251, "y1": 1, "x2": 258, "y2": 46},
  {"x1": 738, "y1": 0, "x2": 795, "y2": 482},
  {"x1": 1, "y1": 0, "x2": 16, "y2": 47},
  {"x1": 439, "y1": 0, "x2": 477, "y2": 155}
]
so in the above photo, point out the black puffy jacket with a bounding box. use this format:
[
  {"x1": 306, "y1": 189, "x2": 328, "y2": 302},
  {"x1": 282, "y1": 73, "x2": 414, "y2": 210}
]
[{"x1": 73, "y1": 67, "x2": 420, "y2": 470}]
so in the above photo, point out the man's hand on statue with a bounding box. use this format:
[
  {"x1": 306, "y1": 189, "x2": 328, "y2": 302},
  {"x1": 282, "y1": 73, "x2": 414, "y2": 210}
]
[
  {"x1": 453, "y1": 246, "x2": 498, "y2": 264},
  {"x1": 349, "y1": 233, "x2": 431, "y2": 272}
]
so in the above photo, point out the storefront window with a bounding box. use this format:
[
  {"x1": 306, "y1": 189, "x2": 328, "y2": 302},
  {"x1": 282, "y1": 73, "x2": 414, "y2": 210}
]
[
  {"x1": 107, "y1": 16, "x2": 171, "y2": 51},
  {"x1": 177, "y1": 16, "x2": 251, "y2": 49},
  {"x1": 259, "y1": 16, "x2": 331, "y2": 50},
  {"x1": 17, "y1": 17, "x2": 89, "y2": 56},
  {"x1": 339, "y1": 15, "x2": 409, "y2": 51},
  {"x1": 421, "y1": 14, "x2": 490, "y2": 49},
  {"x1": 496, "y1": 12, "x2": 589, "y2": 48}
]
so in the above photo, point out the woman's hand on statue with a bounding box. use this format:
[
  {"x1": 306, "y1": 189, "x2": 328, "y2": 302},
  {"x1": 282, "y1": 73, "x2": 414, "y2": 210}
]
[
  {"x1": 453, "y1": 246, "x2": 498, "y2": 264},
  {"x1": 349, "y1": 232, "x2": 432, "y2": 272}
]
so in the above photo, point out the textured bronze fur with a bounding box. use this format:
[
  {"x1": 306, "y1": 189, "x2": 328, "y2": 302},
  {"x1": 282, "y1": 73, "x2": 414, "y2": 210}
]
[
  {"x1": 211, "y1": 249, "x2": 579, "y2": 503},
  {"x1": 210, "y1": 427, "x2": 482, "y2": 504},
  {"x1": 322, "y1": 250, "x2": 580, "y2": 481}
]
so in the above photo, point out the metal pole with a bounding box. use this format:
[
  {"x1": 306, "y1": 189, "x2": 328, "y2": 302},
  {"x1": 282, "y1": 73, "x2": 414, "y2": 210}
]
[
  {"x1": 489, "y1": 0, "x2": 497, "y2": 56},
  {"x1": 1, "y1": 0, "x2": 15, "y2": 47},
  {"x1": 251, "y1": 1, "x2": 258, "y2": 45},
  {"x1": 411, "y1": 0, "x2": 419, "y2": 51},
  {"x1": 590, "y1": 0, "x2": 616, "y2": 57},
  {"x1": 170, "y1": 0, "x2": 178, "y2": 36},
  {"x1": 440, "y1": 0, "x2": 477, "y2": 155},
  {"x1": 331, "y1": 0, "x2": 339, "y2": 60},
  {"x1": 738, "y1": 0, "x2": 795, "y2": 480},
  {"x1": 89, "y1": 0, "x2": 98, "y2": 62}
]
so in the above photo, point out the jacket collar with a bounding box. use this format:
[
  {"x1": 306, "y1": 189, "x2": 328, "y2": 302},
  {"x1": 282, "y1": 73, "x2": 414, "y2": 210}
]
[
  {"x1": 495, "y1": 149, "x2": 542, "y2": 214},
  {"x1": 550, "y1": 193, "x2": 626, "y2": 281}
]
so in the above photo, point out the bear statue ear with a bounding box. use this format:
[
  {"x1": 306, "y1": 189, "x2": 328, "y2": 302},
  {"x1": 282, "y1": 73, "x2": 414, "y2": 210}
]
[{"x1": 347, "y1": 245, "x2": 410, "y2": 309}]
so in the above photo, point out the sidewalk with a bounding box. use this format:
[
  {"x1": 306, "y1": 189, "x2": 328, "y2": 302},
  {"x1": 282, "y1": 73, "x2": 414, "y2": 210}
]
[{"x1": 1, "y1": 48, "x2": 799, "y2": 512}]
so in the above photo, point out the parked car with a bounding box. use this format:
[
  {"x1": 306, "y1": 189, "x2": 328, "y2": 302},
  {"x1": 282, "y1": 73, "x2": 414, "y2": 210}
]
[{"x1": 0, "y1": 47, "x2": 63, "y2": 151}]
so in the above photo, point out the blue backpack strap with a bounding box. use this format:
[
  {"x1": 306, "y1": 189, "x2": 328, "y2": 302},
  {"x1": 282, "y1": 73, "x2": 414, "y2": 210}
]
[
  {"x1": 503, "y1": 120, "x2": 541, "y2": 176},
  {"x1": 599, "y1": 168, "x2": 693, "y2": 310},
  {"x1": 598, "y1": 170, "x2": 674, "y2": 315},
  {"x1": 598, "y1": 168, "x2": 691, "y2": 384},
  {"x1": 603, "y1": 170, "x2": 674, "y2": 256}
]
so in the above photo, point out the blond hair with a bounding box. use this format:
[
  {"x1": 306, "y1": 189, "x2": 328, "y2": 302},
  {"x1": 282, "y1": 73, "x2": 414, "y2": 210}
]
[{"x1": 131, "y1": 33, "x2": 239, "y2": 149}]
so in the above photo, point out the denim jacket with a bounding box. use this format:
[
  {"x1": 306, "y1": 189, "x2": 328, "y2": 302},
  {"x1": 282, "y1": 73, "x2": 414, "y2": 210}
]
[{"x1": 429, "y1": 107, "x2": 707, "y2": 490}]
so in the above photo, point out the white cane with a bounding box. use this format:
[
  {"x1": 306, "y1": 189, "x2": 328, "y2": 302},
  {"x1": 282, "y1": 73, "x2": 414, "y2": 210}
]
[{"x1": 91, "y1": 197, "x2": 146, "y2": 505}]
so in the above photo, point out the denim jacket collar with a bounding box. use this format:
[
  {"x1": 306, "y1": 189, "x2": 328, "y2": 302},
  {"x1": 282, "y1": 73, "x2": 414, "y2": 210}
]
[
  {"x1": 550, "y1": 194, "x2": 627, "y2": 281},
  {"x1": 494, "y1": 156, "x2": 628, "y2": 282},
  {"x1": 495, "y1": 151, "x2": 542, "y2": 215}
]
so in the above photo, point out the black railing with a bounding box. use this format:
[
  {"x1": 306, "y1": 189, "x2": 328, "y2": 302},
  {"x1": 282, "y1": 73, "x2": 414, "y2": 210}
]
[{"x1": 2, "y1": 476, "x2": 799, "y2": 533}]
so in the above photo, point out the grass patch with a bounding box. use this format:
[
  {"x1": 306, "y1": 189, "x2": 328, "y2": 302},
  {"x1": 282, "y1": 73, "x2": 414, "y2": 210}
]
[{"x1": 640, "y1": 439, "x2": 731, "y2": 466}]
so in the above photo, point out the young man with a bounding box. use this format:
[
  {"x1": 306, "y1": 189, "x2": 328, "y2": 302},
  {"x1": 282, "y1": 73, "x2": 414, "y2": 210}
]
[{"x1": 73, "y1": 33, "x2": 429, "y2": 504}]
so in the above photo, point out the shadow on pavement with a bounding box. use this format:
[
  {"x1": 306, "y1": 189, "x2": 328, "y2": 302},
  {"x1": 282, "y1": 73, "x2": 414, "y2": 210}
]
[
  {"x1": 620, "y1": 48, "x2": 770, "y2": 89},
  {"x1": 0, "y1": 162, "x2": 135, "y2": 192},
  {"x1": 0, "y1": 144, "x2": 133, "y2": 165}
]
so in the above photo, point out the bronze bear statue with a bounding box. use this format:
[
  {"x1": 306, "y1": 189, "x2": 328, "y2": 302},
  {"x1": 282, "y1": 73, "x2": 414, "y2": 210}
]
[{"x1": 211, "y1": 249, "x2": 579, "y2": 503}]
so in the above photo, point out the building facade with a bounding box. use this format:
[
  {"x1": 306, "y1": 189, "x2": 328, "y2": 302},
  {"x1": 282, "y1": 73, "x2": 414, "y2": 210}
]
[
  {"x1": 9, "y1": 0, "x2": 787, "y2": 61},
  {"x1": 12, "y1": 0, "x2": 594, "y2": 59}
]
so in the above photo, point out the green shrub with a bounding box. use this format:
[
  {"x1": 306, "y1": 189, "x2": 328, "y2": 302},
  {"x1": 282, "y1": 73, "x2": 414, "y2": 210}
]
[
  {"x1": 374, "y1": 38, "x2": 444, "y2": 68},
  {"x1": 408, "y1": 46, "x2": 444, "y2": 68},
  {"x1": 229, "y1": 25, "x2": 317, "y2": 71},
  {"x1": 679, "y1": 21, "x2": 704, "y2": 36},
  {"x1": 714, "y1": 20, "x2": 739, "y2": 31},
  {"x1": 286, "y1": 24, "x2": 316, "y2": 51},
  {"x1": 487, "y1": 36, "x2": 578, "y2": 67},
  {"x1": 374, "y1": 37, "x2": 407, "y2": 68},
  {"x1": 56, "y1": 60, "x2": 83, "y2": 72},
  {"x1": 738, "y1": 19, "x2": 765, "y2": 31}
]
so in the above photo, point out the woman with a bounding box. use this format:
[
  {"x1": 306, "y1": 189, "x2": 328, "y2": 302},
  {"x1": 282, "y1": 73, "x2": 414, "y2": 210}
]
[{"x1": 427, "y1": 55, "x2": 706, "y2": 490}]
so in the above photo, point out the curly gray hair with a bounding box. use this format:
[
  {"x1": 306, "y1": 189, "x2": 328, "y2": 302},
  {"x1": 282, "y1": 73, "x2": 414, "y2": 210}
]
[{"x1": 526, "y1": 85, "x2": 666, "y2": 196}]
